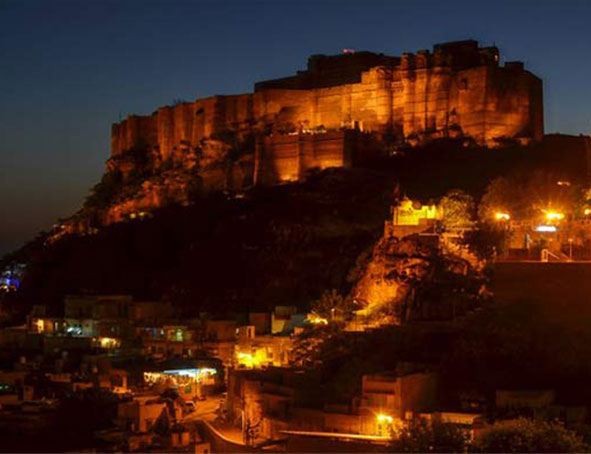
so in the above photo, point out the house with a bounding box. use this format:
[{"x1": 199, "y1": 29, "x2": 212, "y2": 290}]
[
  {"x1": 117, "y1": 397, "x2": 171, "y2": 433},
  {"x1": 234, "y1": 325, "x2": 294, "y2": 369},
  {"x1": 358, "y1": 369, "x2": 439, "y2": 422}
]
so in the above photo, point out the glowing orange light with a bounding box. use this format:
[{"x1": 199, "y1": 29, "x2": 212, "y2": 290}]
[
  {"x1": 307, "y1": 313, "x2": 329, "y2": 325},
  {"x1": 98, "y1": 337, "x2": 120, "y2": 349},
  {"x1": 585, "y1": 209, "x2": 591, "y2": 216},
  {"x1": 236, "y1": 352, "x2": 261, "y2": 368},
  {"x1": 545, "y1": 211, "x2": 564, "y2": 221},
  {"x1": 377, "y1": 414, "x2": 393, "y2": 423},
  {"x1": 494, "y1": 212, "x2": 510, "y2": 221}
]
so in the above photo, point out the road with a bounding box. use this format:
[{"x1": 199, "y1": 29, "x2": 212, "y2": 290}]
[{"x1": 183, "y1": 395, "x2": 220, "y2": 423}]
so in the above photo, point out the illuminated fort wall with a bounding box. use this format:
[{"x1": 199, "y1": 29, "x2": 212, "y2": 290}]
[
  {"x1": 109, "y1": 41, "x2": 543, "y2": 185},
  {"x1": 253, "y1": 131, "x2": 355, "y2": 185}
]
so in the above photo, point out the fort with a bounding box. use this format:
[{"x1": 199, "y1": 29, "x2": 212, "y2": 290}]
[{"x1": 109, "y1": 40, "x2": 543, "y2": 188}]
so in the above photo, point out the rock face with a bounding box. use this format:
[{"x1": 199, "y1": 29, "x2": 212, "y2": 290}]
[
  {"x1": 353, "y1": 234, "x2": 436, "y2": 324},
  {"x1": 352, "y1": 223, "x2": 484, "y2": 325},
  {"x1": 79, "y1": 40, "x2": 543, "y2": 228}
]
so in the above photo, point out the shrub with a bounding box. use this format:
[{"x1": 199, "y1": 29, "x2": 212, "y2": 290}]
[
  {"x1": 474, "y1": 418, "x2": 585, "y2": 453},
  {"x1": 390, "y1": 416, "x2": 470, "y2": 453}
]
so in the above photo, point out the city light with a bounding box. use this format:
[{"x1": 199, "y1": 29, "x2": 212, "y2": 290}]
[
  {"x1": 144, "y1": 368, "x2": 217, "y2": 386},
  {"x1": 495, "y1": 212, "x2": 510, "y2": 221},
  {"x1": 544, "y1": 211, "x2": 564, "y2": 221},
  {"x1": 376, "y1": 414, "x2": 393, "y2": 423},
  {"x1": 161, "y1": 368, "x2": 216, "y2": 377},
  {"x1": 307, "y1": 313, "x2": 329, "y2": 325},
  {"x1": 35, "y1": 319, "x2": 45, "y2": 333},
  {"x1": 66, "y1": 325, "x2": 83, "y2": 336},
  {"x1": 97, "y1": 337, "x2": 120, "y2": 349},
  {"x1": 236, "y1": 352, "x2": 260, "y2": 368},
  {"x1": 535, "y1": 225, "x2": 557, "y2": 232}
]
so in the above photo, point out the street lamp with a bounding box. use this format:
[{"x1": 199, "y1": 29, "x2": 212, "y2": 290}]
[
  {"x1": 545, "y1": 211, "x2": 564, "y2": 222},
  {"x1": 376, "y1": 413, "x2": 394, "y2": 437},
  {"x1": 377, "y1": 414, "x2": 393, "y2": 423}
]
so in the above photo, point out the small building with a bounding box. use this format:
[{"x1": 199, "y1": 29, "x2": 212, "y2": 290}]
[
  {"x1": 385, "y1": 198, "x2": 441, "y2": 239},
  {"x1": 357, "y1": 369, "x2": 439, "y2": 431},
  {"x1": 392, "y1": 198, "x2": 440, "y2": 227},
  {"x1": 496, "y1": 389, "x2": 556, "y2": 410},
  {"x1": 117, "y1": 397, "x2": 169, "y2": 433},
  {"x1": 234, "y1": 325, "x2": 294, "y2": 369},
  {"x1": 143, "y1": 358, "x2": 222, "y2": 399},
  {"x1": 204, "y1": 319, "x2": 238, "y2": 342},
  {"x1": 271, "y1": 306, "x2": 298, "y2": 334}
]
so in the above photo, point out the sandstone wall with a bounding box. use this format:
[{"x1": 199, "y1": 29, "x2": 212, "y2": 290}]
[
  {"x1": 254, "y1": 131, "x2": 353, "y2": 185},
  {"x1": 110, "y1": 94, "x2": 253, "y2": 162},
  {"x1": 107, "y1": 41, "x2": 543, "y2": 197},
  {"x1": 252, "y1": 60, "x2": 541, "y2": 145}
]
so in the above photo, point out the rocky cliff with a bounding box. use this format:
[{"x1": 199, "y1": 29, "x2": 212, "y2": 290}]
[{"x1": 353, "y1": 230, "x2": 484, "y2": 325}]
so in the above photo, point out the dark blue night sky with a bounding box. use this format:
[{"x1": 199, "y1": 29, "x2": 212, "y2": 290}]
[{"x1": 1, "y1": 0, "x2": 590, "y2": 254}]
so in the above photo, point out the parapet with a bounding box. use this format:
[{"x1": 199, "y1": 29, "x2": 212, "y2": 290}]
[
  {"x1": 107, "y1": 39, "x2": 543, "y2": 191},
  {"x1": 256, "y1": 51, "x2": 400, "y2": 91},
  {"x1": 257, "y1": 40, "x2": 504, "y2": 91}
]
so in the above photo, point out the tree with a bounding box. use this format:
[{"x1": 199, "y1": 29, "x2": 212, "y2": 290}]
[
  {"x1": 389, "y1": 416, "x2": 470, "y2": 453},
  {"x1": 478, "y1": 176, "x2": 515, "y2": 221},
  {"x1": 309, "y1": 289, "x2": 355, "y2": 321},
  {"x1": 474, "y1": 418, "x2": 585, "y2": 453},
  {"x1": 461, "y1": 221, "x2": 510, "y2": 262},
  {"x1": 440, "y1": 189, "x2": 475, "y2": 230},
  {"x1": 479, "y1": 171, "x2": 584, "y2": 222}
]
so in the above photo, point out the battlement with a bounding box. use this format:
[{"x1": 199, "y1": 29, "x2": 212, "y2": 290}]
[
  {"x1": 256, "y1": 40, "x2": 504, "y2": 91},
  {"x1": 108, "y1": 40, "x2": 543, "y2": 189},
  {"x1": 255, "y1": 51, "x2": 400, "y2": 90}
]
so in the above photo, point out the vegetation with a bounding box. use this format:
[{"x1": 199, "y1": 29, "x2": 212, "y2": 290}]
[
  {"x1": 309, "y1": 288, "x2": 356, "y2": 321},
  {"x1": 83, "y1": 169, "x2": 123, "y2": 209},
  {"x1": 210, "y1": 130, "x2": 255, "y2": 164},
  {"x1": 474, "y1": 418, "x2": 585, "y2": 453},
  {"x1": 390, "y1": 416, "x2": 470, "y2": 453},
  {"x1": 440, "y1": 189, "x2": 475, "y2": 230},
  {"x1": 461, "y1": 221, "x2": 510, "y2": 262},
  {"x1": 478, "y1": 170, "x2": 585, "y2": 221},
  {"x1": 6, "y1": 168, "x2": 393, "y2": 316},
  {"x1": 388, "y1": 416, "x2": 585, "y2": 453}
]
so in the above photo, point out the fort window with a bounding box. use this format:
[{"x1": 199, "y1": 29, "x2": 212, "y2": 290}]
[{"x1": 460, "y1": 78, "x2": 468, "y2": 90}]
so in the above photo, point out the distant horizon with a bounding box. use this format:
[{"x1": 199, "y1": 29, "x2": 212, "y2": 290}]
[{"x1": 2, "y1": 0, "x2": 591, "y2": 256}]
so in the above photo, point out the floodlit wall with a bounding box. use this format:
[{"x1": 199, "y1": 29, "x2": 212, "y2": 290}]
[{"x1": 109, "y1": 41, "x2": 543, "y2": 186}]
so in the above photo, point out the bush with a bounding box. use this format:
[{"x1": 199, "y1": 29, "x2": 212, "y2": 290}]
[
  {"x1": 390, "y1": 416, "x2": 470, "y2": 453},
  {"x1": 440, "y1": 189, "x2": 475, "y2": 230},
  {"x1": 474, "y1": 418, "x2": 585, "y2": 453},
  {"x1": 461, "y1": 221, "x2": 510, "y2": 261},
  {"x1": 310, "y1": 289, "x2": 355, "y2": 321},
  {"x1": 389, "y1": 417, "x2": 586, "y2": 453}
]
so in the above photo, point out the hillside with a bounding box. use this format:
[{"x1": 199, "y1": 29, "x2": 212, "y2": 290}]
[
  {"x1": 3, "y1": 135, "x2": 589, "y2": 319},
  {"x1": 7, "y1": 168, "x2": 394, "y2": 316}
]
